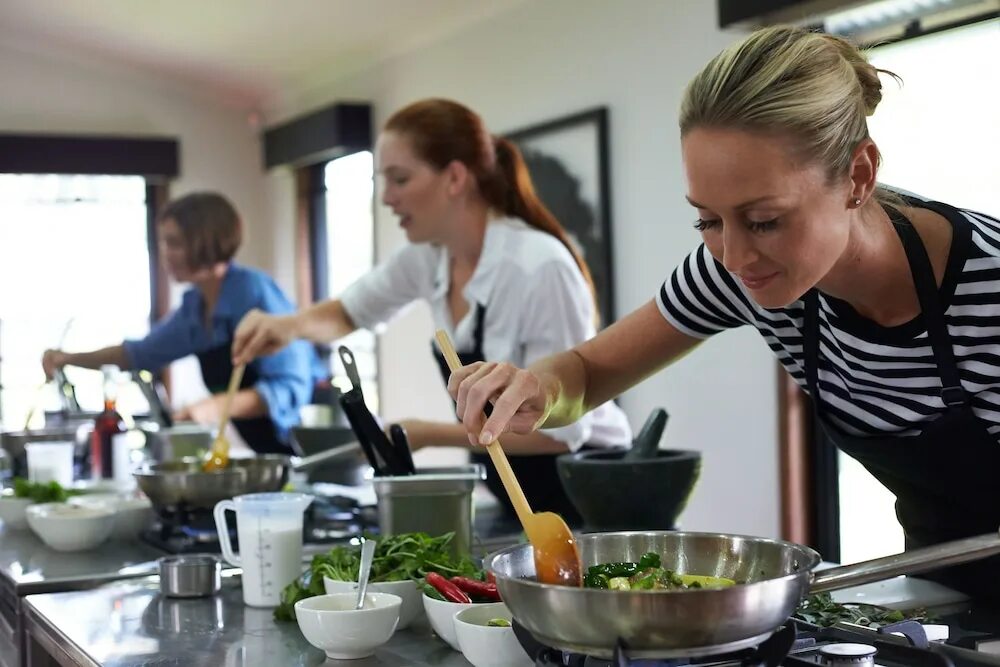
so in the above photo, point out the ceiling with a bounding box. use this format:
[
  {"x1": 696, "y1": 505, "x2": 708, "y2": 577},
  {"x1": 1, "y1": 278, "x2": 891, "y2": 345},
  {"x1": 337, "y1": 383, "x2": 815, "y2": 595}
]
[{"x1": 0, "y1": 0, "x2": 530, "y2": 111}]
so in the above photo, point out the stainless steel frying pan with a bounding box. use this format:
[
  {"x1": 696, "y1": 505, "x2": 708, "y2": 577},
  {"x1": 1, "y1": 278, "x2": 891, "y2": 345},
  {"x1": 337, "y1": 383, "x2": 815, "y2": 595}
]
[
  {"x1": 133, "y1": 443, "x2": 364, "y2": 510},
  {"x1": 487, "y1": 530, "x2": 1000, "y2": 659}
]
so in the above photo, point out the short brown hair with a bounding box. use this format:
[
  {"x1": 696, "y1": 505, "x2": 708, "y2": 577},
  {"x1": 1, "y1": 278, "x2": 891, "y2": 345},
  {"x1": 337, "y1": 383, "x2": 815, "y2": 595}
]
[{"x1": 158, "y1": 192, "x2": 242, "y2": 268}]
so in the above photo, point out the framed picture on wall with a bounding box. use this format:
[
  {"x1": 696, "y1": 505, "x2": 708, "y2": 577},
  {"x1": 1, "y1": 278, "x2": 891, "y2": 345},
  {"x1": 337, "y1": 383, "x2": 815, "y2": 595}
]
[{"x1": 505, "y1": 107, "x2": 615, "y2": 326}]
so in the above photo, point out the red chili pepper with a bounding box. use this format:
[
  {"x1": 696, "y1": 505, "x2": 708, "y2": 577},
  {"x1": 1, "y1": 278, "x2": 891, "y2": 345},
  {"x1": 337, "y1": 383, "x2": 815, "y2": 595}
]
[
  {"x1": 486, "y1": 571, "x2": 496, "y2": 585},
  {"x1": 426, "y1": 572, "x2": 471, "y2": 603},
  {"x1": 450, "y1": 576, "x2": 501, "y2": 601}
]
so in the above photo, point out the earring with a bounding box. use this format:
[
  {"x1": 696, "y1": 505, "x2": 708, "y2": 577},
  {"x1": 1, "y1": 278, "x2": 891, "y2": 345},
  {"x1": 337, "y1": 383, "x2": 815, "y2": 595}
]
[{"x1": 852, "y1": 197, "x2": 862, "y2": 207}]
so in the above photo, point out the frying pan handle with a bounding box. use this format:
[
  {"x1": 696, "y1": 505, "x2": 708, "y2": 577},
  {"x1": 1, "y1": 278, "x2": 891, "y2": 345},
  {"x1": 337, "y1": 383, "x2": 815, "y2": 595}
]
[{"x1": 810, "y1": 529, "x2": 1000, "y2": 594}]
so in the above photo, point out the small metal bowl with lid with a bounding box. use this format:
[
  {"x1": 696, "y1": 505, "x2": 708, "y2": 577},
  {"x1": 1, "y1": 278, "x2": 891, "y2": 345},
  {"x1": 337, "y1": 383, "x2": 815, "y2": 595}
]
[{"x1": 158, "y1": 554, "x2": 222, "y2": 598}]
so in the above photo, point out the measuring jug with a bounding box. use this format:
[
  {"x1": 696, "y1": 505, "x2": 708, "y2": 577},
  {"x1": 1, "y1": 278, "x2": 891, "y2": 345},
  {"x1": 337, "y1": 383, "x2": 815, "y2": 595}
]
[{"x1": 213, "y1": 492, "x2": 313, "y2": 607}]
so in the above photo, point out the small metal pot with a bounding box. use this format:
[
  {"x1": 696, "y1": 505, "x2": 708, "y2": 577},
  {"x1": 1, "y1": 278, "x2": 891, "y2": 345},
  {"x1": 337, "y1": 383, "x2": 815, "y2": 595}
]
[{"x1": 158, "y1": 554, "x2": 221, "y2": 598}]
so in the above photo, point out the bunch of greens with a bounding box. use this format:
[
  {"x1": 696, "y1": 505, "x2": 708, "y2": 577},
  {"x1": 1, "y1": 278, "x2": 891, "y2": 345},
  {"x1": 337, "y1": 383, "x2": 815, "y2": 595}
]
[
  {"x1": 274, "y1": 532, "x2": 482, "y2": 621},
  {"x1": 12, "y1": 478, "x2": 77, "y2": 504},
  {"x1": 794, "y1": 592, "x2": 930, "y2": 628}
]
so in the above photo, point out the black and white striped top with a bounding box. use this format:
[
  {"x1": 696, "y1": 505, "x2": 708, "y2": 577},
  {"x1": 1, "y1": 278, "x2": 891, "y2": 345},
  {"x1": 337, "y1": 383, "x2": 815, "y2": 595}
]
[{"x1": 656, "y1": 196, "x2": 1000, "y2": 438}]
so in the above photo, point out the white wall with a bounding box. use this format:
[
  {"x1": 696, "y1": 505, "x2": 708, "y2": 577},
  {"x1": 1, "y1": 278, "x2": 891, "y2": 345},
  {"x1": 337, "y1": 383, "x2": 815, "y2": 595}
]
[
  {"x1": 268, "y1": 0, "x2": 781, "y2": 536},
  {"x1": 0, "y1": 36, "x2": 272, "y2": 430}
]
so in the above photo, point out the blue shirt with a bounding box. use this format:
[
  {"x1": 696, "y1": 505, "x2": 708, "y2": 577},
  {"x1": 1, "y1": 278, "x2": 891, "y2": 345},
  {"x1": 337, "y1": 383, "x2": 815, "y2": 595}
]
[{"x1": 123, "y1": 264, "x2": 328, "y2": 442}]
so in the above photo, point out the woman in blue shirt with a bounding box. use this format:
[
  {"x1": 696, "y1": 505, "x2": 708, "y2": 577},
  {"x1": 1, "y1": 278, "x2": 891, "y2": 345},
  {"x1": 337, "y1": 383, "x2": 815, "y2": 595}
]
[{"x1": 42, "y1": 192, "x2": 326, "y2": 454}]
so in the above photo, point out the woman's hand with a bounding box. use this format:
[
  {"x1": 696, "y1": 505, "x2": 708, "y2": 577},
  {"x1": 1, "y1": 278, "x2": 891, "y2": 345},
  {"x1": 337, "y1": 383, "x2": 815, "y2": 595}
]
[
  {"x1": 173, "y1": 397, "x2": 219, "y2": 426},
  {"x1": 232, "y1": 309, "x2": 299, "y2": 365},
  {"x1": 448, "y1": 361, "x2": 553, "y2": 446},
  {"x1": 41, "y1": 349, "x2": 68, "y2": 380}
]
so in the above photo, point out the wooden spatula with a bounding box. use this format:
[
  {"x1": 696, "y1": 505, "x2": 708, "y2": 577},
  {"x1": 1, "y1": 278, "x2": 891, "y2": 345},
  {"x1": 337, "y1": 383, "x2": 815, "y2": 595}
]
[
  {"x1": 435, "y1": 330, "x2": 582, "y2": 587},
  {"x1": 203, "y1": 363, "x2": 246, "y2": 472}
]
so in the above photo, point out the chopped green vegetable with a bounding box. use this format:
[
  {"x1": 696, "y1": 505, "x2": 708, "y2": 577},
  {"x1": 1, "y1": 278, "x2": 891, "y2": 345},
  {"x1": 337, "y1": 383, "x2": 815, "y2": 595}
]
[
  {"x1": 793, "y1": 592, "x2": 926, "y2": 628},
  {"x1": 608, "y1": 576, "x2": 631, "y2": 591},
  {"x1": 274, "y1": 532, "x2": 482, "y2": 621},
  {"x1": 487, "y1": 618, "x2": 511, "y2": 627},
  {"x1": 582, "y1": 553, "x2": 736, "y2": 591},
  {"x1": 12, "y1": 478, "x2": 77, "y2": 504}
]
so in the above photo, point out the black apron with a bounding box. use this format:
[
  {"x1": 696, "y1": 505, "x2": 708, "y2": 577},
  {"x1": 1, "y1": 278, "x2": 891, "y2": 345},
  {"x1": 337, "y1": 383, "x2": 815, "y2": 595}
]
[
  {"x1": 197, "y1": 344, "x2": 291, "y2": 455},
  {"x1": 431, "y1": 303, "x2": 585, "y2": 526},
  {"x1": 804, "y1": 208, "x2": 1000, "y2": 600}
]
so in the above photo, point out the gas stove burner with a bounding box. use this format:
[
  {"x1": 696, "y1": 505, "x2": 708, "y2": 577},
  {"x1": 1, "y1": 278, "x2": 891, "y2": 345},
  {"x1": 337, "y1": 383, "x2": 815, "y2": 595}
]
[
  {"x1": 515, "y1": 619, "x2": 963, "y2": 667},
  {"x1": 520, "y1": 623, "x2": 797, "y2": 667},
  {"x1": 817, "y1": 643, "x2": 876, "y2": 667}
]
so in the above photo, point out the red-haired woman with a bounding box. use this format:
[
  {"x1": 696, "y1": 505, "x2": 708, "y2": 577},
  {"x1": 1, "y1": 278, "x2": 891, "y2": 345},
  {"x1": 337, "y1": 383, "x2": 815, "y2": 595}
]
[{"x1": 233, "y1": 98, "x2": 631, "y2": 523}]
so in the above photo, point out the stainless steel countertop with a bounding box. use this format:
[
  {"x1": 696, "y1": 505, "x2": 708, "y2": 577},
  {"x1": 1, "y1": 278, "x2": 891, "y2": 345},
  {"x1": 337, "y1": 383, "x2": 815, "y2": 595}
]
[
  {"x1": 0, "y1": 526, "x2": 163, "y2": 597},
  {"x1": 23, "y1": 577, "x2": 478, "y2": 667}
]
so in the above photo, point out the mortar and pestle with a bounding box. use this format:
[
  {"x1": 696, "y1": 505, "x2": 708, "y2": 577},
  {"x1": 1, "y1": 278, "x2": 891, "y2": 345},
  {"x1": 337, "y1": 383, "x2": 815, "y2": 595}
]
[{"x1": 555, "y1": 408, "x2": 701, "y2": 531}]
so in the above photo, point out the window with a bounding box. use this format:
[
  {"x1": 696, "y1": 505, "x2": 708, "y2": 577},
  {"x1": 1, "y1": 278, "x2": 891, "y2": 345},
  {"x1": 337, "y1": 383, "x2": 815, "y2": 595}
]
[
  {"x1": 314, "y1": 151, "x2": 379, "y2": 409},
  {"x1": 0, "y1": 174, "x2": 152, "y2": 427}
]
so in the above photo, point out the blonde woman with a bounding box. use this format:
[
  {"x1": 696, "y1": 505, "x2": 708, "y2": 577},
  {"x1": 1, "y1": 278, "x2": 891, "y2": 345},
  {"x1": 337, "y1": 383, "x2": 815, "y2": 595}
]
[{"x1": 447, "y1": 27, "x2": 1000, "y2": 599}]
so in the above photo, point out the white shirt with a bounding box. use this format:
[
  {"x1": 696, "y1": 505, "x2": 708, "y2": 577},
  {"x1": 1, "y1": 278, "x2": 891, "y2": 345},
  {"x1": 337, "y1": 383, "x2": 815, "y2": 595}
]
[{"x1": 340, "y1": 217, "x2": 633, "y2": 451}]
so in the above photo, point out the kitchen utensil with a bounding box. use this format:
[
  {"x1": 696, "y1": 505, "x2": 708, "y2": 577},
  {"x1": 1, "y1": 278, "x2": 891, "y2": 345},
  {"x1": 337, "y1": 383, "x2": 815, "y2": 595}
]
[
  {"x1": 140, "y1": 423, "x2": 213, "y2": 461},
  {"x1": 25, "y1": 441, "x2": 74, "y2": 486},
  {"x1": 622, "y1": 408, "x2": 667, "y2": 461},
  {"x1": 26, "y1": 502, "x2": 116, "y2": 551},
  {"x1": 355, "y1": 538, "x2": 376, "y2": 609},
  {"x1": 1, "y1": 426, "x2": 82, "y2": 477},
  {"x1": 290, "y1": 426, "x2": 369, "y2": 485},
  {"x1": 203, "y1": 363, "x2": 245, "y2": 471},
  {"x1": 325, "y1": 577, "x2": 424, "y2": 630},
  {"x1": 337, "y1": 346, "x2": 411, "y2": 475},
  {"x1": 372, "y1": 465, "x2": 486, "y2": 556},
  {"x1": 422, "y1": 591, "x2": 478, "y2": 651},
  {"x1": 158, "y1": 554, "x2": 222, "y2": 598},
  {"x1": 435, "y1": 330, "x2": 581, "y2": 587},
  {"x1": 213, "y1": 491, "x2": 313, "y2": 607},
  {"x1": 557, "y1": 409, "x2": 700, "y2": 531},
  {"x1": 388, "y1": 423, "x2": 417, "y2": 475},
  {"x1": 295, "y1": 592, "x2": 402, "y2": 660},
  {"x1": 134, "y1": 446, "x2": 372, "y2": 512},
  {"x1": 486, "y1": 529, "x2": 1000, "y2": 658},
  {"x1": 134, "y1": 370, "x2": 173, "y2": 428},
  {"x1": 454, "y1": 602, "x2": 533, "y2": 667}
]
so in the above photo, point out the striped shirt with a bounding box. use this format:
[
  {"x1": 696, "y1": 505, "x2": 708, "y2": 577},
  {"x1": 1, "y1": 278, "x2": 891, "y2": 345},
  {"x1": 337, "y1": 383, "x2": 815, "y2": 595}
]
[{"x1": 656, "y1": 196, "x2": 1000, "y2": 438}]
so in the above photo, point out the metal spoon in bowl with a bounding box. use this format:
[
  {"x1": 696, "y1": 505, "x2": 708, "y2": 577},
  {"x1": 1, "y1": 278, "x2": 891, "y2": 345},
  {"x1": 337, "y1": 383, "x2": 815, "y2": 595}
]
[{"x1": 355, "y1": 539, "x2": 376, "y2": 610}]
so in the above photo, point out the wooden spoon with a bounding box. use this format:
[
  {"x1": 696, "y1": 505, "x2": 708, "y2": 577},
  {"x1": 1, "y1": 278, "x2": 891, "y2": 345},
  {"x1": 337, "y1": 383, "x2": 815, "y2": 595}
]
[
  {"x1": 202, "y1": 363, "x2": 246, "y2": 472},
  {"x1": 435, "y1": 330, "x2": 582, "y2": 587}
]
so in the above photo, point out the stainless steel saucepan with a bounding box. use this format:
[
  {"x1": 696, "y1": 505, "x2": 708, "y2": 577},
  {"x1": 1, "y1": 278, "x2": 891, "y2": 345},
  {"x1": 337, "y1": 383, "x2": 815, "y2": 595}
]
[
  {"x1": 133, "y1": 442, "x2": 364, "y2": 510},
  {"x1": 487, "y1": 530, "x2": 1000, "y2": 659}
]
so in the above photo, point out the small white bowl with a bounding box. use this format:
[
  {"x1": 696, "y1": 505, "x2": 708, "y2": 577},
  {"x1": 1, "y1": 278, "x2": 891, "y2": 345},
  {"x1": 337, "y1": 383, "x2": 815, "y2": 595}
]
[
  {"x1": 68, "y1": 493, "x2": 154, "y2": 540},
  {"x1": 26, "y1": 502, "x2": 116, "y2": 551},
  {"x1": 324, "y1": 577, "x2": 423, "y2": 630},
  {"x1": 455, "y1": 602, "x2": 532, "y2": 667},
  {"x1": 0, "y1": 496, "x2": 33, "y2": 530},
  {"x1": 294, "y1": 592, "x2": 402, "y2": 660},
  {"x1": 422, "y1": 592, "x2": 478, "y2": 651}
]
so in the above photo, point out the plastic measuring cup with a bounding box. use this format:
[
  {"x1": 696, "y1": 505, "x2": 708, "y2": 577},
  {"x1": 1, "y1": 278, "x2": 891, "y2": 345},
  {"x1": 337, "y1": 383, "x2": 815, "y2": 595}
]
[
  {"x1": 24, "y1": 441, "x2": 74, "y2": 487},
  {"x1": 213, "y1": 492, "x2": 313, "y2": 607}
]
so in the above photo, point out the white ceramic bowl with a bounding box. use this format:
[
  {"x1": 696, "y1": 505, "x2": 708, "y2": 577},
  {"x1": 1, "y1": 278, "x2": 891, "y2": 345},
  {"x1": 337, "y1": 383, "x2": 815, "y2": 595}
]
[
  {"x1": 26, "y1": 502, "x2": 116, "y2": 551},
  {"x1": 324, "y1": 577, "x2": 423, "y2": 630},
  {"x1": 0, "y1": 495, "x2": 34, "y2": 530},
  {"x1": 422, "y1": 592, "x2": 478, "y2": 651},
  {"x1": 455, "y1": 603, "x2": 532, "y2": 667},
  {"x1": 294, "y1": 592, "x2": 402, "y2": 660},
  {"x1": 68, "y1": 493, "x2": 154, "y2": 540}
]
